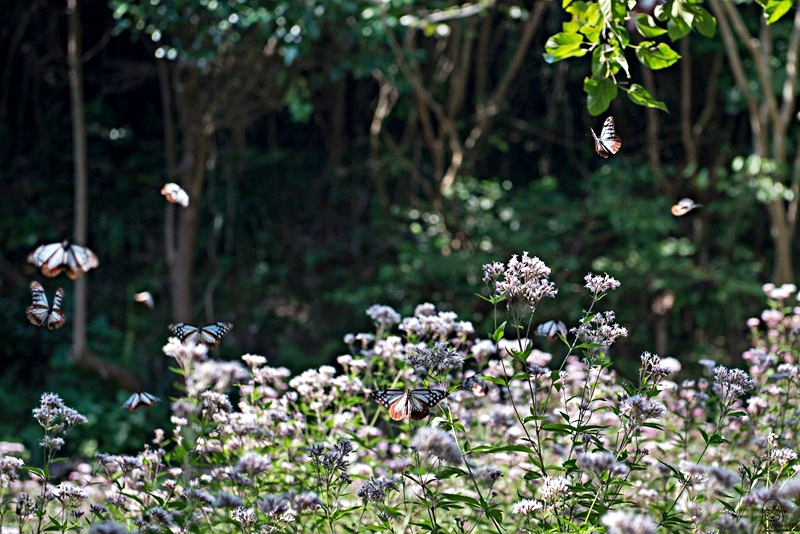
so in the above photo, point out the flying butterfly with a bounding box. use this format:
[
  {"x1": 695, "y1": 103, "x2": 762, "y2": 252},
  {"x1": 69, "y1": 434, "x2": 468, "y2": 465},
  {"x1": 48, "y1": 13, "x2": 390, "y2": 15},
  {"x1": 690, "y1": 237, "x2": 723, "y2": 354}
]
[
  {"x1": 671, "y1": 198, "x2": 702, "y2": 217},
  {"x1": 460, "y1": 373, "x2": 489, "y2": 397},
  {"x1": 161, "y1": 183, "x2": 190, "y2": 207},
  {"x1": 535, "y1": 320, "x2": 567, "y2": 341},
  {"x1": 122, "y1": 392, "x2": 160, "y2": 412},
  {"x1": 134, "y1": 291, "x2": 155, "y2": 309},
  {"x1": 27, "y1": 240, "x2": 99, "y2": 279},
  {"x1": 26, "y1": 281, "x2": 66, "y2": 330},
  {"x1": 168, "y1": 322, "x2": 233, "y2": 348},
  {"x1": 590, "y1": 116, "x2": 622, "y2": 158},
  {"x1": 371, "y1": 388, "x2": 449, "y2": 420}
]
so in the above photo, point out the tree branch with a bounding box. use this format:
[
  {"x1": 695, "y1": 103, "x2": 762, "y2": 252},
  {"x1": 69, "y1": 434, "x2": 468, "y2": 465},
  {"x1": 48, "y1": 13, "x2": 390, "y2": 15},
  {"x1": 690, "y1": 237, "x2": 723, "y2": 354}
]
[
  {"x1": 709, "y1": 0, "x2": 765, "y2": 153},
  {"x1": 692, "y1": 51, "x2": 722, "y2": 138},
  {"x1": 680, "y1": 38, "x2": 697, "y2": 169},
  {"x1": 465, "y1": 1, "x2": 548, "y2": 150},
  {"x1": 385, "y1": 23, "x2": 464, "y2": 193},
  {"x1": 781, "y1": 9, "x2": 800, "y2": 125},
  {"x1": 720, "y1": 0, "x2": 779, "y2": 126}
]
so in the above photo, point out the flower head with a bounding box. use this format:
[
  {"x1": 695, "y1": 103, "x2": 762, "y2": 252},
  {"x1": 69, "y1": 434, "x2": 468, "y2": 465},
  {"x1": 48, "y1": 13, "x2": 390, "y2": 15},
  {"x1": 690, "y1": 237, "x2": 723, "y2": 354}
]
[
  {"x1": 410, "y1": 428, "x2": 462, "y2": 465},
  {"x1": 584, "y1": 272, "x2": 621, "y2": 296},
  {"x1": 406, "y1": 342, "x2": 464, "y2": 375},
  {"x1": 366, "y1": 304, "x2": 401, "y2": 328}
]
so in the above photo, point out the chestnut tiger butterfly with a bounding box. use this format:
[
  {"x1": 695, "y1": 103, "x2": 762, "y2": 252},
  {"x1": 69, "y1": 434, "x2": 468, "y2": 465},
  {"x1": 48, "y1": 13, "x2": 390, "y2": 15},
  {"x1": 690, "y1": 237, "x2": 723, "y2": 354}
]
[
  {"x1": 168, "y1": 322, "x2": 233, "y2": 348},
  {"x1": 371, "y1": 388, "x2": 449, "y2": 420},
  {"x1": 134, "y1": 291, "x2": 155, "y2": 309},
  {"x1": 671, "y1": 198, "x2": 702, "y2": 217},
  {"x1": 460, "y1": 373, "x2": 489, "y2": 397},
  {"x1": 27, "y1": 240, "x2": 99, "y2": 280},
  {"x1": 26, "y1": 281, "x2": 66, "y2": 330},
  {"x1": 160, "y1": 183, "x2": 190, "y2": 208},
  {"x1": 590, "y1": 116, "x2": 621, "y2": 158},
  {"x1": 122, "y1": 392, "x2": 159, "y2": 412},
  {"x1": 535, "y1": 320, "x2": 567, "y2": 341}
]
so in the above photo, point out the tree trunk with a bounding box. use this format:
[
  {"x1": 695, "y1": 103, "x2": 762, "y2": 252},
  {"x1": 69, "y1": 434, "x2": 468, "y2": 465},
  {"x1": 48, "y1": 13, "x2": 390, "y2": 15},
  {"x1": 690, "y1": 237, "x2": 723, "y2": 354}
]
[
  {"x1": 67, "y1": 0, "x2": 140, "y2": 390},
  {"x1": 67, "y1": 0, "x2": 87, "y2": 363}
]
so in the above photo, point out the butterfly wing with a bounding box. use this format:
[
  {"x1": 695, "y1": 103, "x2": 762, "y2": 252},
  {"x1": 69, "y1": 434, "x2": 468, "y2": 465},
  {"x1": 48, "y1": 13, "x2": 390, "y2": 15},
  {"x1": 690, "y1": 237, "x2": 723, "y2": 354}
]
[
  {"x1": 139, "y1": 392, "x2": 160, "y2": 407},
  {"x1": 198, "y1": 322, "x2": 233, "y2": 348},
  {"x1": 671, "y1": 204, "x2": 689, "y2": 216},
  {"x1": 65, "y1": 244, "x2": 99, "y2": 279},
  {"x1": 408, "y1": 389, "x2": 449, "y2": 419},
  {"x1": 46, "y1": 287, "x2": 66, "y2": 330},
  {"x1": 28, "y1": 242, "x2": 68, "y2": 277},
  {"x1": 134, "y1": 292, "x2": 155, "y2": 308},
  {"x1": 122, "y1": 393, "x2": 141, "y2": 411},
  {"x1": 371, "y1": 389, "x2": 409, "y2": 420},
  {"x1": 26, "y1": 281, "x2": 50, "y2": 327},
  {"x1": 461, "y1": 374, "x2": 488, "y2": 397},
  {"x1": 169, "y1": 323, "x2": 200, "y2": 344}
]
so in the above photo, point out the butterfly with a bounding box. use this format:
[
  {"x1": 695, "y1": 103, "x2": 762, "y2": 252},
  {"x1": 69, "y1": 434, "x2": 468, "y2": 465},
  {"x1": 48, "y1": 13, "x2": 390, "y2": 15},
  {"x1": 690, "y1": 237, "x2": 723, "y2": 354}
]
[
  {"x1": 371, "y1": 388, "x2": 449, "y2": 420},
  {"x1": 671, "y1": 198, "x2": 702, "y2": 217},
  {"x1": 122, "y1": 391, "x2": 160, "y2": 412},
  {"x1": 590, "y1": 116, "x2": 622, "y2": 158},
  {"x1": 460, "y1": 373, "x2": 489, "y2": 397},
  {"x1": 134, "y1": 291, "x2": 155, "y2": 309},
  {"x1": 168, "y1": 322, "x2": 234, "y2": 348},
  {"x1": 161, "y1": 183, "x2": 190, "y2": 207},
  {"x1": 27, "y1": 240, "x2": 99, "y2": 279},
  {"x1": 535, "y1": 320, "x2": 567, "y2": 341},
  {"x1": 26, "y1": 281, "x2": 66, "y2": 330}
]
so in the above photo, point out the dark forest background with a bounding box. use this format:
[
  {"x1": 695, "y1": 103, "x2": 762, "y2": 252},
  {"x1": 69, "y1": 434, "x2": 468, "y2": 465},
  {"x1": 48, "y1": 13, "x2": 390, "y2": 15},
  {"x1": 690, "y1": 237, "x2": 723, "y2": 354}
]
[{"x1": 1, "y1": 0, "x2": 794, "y2": 455}]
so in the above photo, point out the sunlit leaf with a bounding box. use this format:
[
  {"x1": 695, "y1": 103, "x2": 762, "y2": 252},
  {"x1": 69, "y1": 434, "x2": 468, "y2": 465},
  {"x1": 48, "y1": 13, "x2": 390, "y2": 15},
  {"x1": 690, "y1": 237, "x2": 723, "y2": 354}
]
[
  {"x1": 635, "y1": 13, "x2": 668, "y2": 37},
  {"x1": 764, "y1": 0, "x2": 792, "y2": 24},
  {"x1": 625, "y1": 83, "x2": 668, "y2": 112},
  {"x1": 636, "y1": 42, "x2": 681, "y2": 69},
  {"x1": 544, "y1": 32, "x2": 587, "y2": 61}
]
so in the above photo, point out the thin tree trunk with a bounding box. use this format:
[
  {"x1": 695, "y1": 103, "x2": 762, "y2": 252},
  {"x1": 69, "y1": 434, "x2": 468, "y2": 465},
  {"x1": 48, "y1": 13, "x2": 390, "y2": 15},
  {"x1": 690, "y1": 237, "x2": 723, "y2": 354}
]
[
  {"x1": 67, "y1": 0, "x2": 87, "y2": 364},
  {"x1": 67, "y1": 0, "x2": 140, "y2": 390}
]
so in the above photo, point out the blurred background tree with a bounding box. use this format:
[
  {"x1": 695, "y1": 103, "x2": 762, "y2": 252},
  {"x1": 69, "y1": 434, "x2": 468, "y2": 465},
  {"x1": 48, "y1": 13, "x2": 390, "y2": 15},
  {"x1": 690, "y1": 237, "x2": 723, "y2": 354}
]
[{"x1": 0, "y1": 0, "x2": 791, "y2": 455}]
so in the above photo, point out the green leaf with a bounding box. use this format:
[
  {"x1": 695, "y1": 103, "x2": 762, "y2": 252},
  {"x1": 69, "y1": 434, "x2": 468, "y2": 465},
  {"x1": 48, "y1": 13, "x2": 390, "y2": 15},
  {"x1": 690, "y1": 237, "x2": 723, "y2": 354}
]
[
  {"x1": 599, "y1": 0, "x2": 626, "y2": 22},
  {"x1": 584, "y1": 76, "x2": 618, "y2": 116},
  {"x1": 544, "y1": 32, "x2": 587, "y2": 62},
  {"x1": 667, "y1": 17, "x2": 692, "y2": 41},
  {"x1": 764, "y1": 0, "x2": 792, "y2": 24},
  {"x1": 611, "y1": 42, "x2": 630, "y2": 78},
  {"x1": 654, "y1": 2, "x2": 668, "y2": 21},
  {"x1": 636, "y1": 42, "x2": 681, "y2": 70},
  {"x1": 440, "y1": 493, "x2": 481, "y2": 507},
  {"x1": 625, "y1": 83, "x2": 668, "y2": 112},
  {"x1": 591, "y1": 45, "x2": 611, "y2": 78},
  {"x1": 469, "y1": 444, "x2": 536, "y2": 455},
  {"x1": 635, "y1": 13, "x2": 668, "y2": 37},
  {"x1": 691, "y1": 6, "x2": 716, "y2": 37}
]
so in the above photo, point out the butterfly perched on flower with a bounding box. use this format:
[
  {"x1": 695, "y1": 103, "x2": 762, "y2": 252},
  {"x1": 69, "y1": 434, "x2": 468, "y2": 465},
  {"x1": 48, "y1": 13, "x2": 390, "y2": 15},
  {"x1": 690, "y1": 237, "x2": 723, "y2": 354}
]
[
  {"x1": 161, "y1": 183, "x2": 190, "y2": 207},
  {"x1": 671, "y1": 198, "x2": 702, "y2": 217},
  {"x1": 26, "y1": 281, "x2": 66, "y2": 330},
  {"x1": 460, "y1": 373, "x2": 489, "y2": 397},
  {"x1": 371, "y1": 388, "x2": 449, "y2": 420},
  {"x1": 535, "y1": 320, "x2": 567, "y2": 341},
  {"x1": 122, "y1": 392, "x2": 159, "y2": 412},
  {"x1": 168, "y1": 322, "x2": 233, "y2": 348},
  {"x1": 27, "y1": 240, "x2": 99, "y2": 279},
  {"x1": 590, "y1": 116, "x2": 621, "y2": 158}
]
